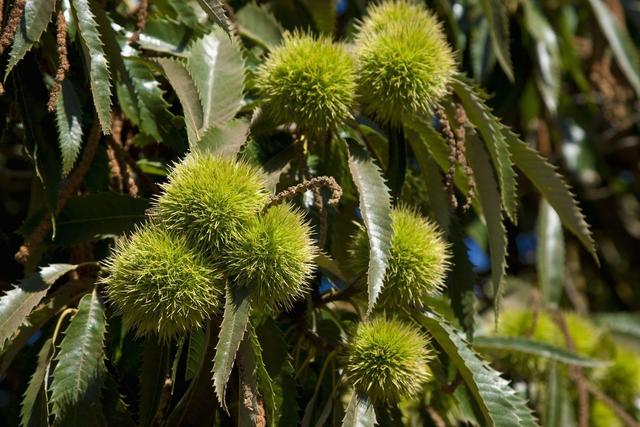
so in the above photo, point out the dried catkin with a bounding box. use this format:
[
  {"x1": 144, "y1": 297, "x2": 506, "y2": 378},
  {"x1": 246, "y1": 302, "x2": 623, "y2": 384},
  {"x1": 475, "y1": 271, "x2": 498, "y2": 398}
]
[
  {"x1": 129, "y1": 0, "x2": 148, "y2": 43},
  {"x1": 437, "y1": 107, "x2": 458, "y2": 209},
  {"x1": 0, "y1": 0, "x2": 26, "y2": 53},
  {"x1": 47, "y1": 7, "x2": 69, "y2": 112}
]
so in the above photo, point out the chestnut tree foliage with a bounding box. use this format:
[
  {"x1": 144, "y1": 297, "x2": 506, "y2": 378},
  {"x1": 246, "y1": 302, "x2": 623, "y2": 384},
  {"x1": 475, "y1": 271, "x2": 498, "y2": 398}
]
[{"x1": 0, "y1": 0, "x2": 639, "y2": 426}]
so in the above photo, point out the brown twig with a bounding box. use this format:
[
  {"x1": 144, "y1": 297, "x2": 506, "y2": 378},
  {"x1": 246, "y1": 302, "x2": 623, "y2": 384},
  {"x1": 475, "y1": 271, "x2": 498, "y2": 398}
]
[
  {"x1": 553, "y1": 311, "x2": 589, "y2": 427},
  {"x1": 15, "y1": 121, "x2": 101, "y2": 264},
  {"x1": 426, "y1": 407, "x2": 446, "y2": 427},
  {"x1": 129, "y1": 0, "x2": 148, "y2": 44},
  {"x1": 47, "y1": 5, "x2": 69, "y2": 112},
  {"x1": 583, "y1": 380, "x2": 640, "y2": 427},
  {"x1": 266, "y1": 176, "x2": 342, "y2": 210}
]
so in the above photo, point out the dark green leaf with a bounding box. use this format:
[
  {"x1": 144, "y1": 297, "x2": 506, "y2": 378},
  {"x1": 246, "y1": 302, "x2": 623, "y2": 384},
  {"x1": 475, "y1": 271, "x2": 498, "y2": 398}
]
[
  {"x1": 111, "y1": 18, "x2": 189, "y2": 56},
  {"x1": 213, "y1": 284, "x2": 251, "y2": 411},
  {"x1": 5, "y1": 0, "x2": 56, "y2": 80},
  {"x1": 0, "y1": 264, "x2": 78, "y2": 348},
  {"x1": 451, "y1": 78, "x2": 518, "y2": 222},
  {"x1": 542, "y1": 362, "x2": 566, "y2": 427},
  {"x1": 418, "y1": 312, "x2": 539, "y2": 427},
  {"x1": 54, "y1": 192, "x2": 149, "y2": 246},
  {"x1": 301, "y1": 0, "x2": 336, "y2": 34},
  {"x1": 236, "y1": 3, "x2": 282, "y2": 49},
  {"x1": 467, "y1": 135, "x2": 507, "y2": 319},
  {"x1": 71, "y1": 0, "x2": 112, "y2": 134},
  {"x1": 506, "y1": 135, "x2": 597, "y2": 262},
  {"x1": 587, "y1": 0, "x2": 640, "y2": 97},
  {"x1": 341, "y1": 392, "x2": 376, "y2": 427},
  {"x1": 345, "y1": 137, "x2": 393, "y2": 313},
  {"x1": 478, "y1": 0, "x2": 513, "y2": 80},
  {"x1": 186, "y1": 29, "x2": 244, "y2": 130},
  {"x1": 138, "y1": 339, "x2": 170, "y2": 427},
  {"x1": 196, "y1": 118, "x2": 250, "y2": 158},
  {"x1": 20, "y1": 339, "x2": 53, "y2": 427},
  {"x1": 537, "y1": 199, "x2": 565, "y2": 305},
  {"x1": 101, "y1": 374, "x2": 135, "y2": 427},
  {"x1": 185, "y1": 328, "x2": 207, "y2": 381},
  {"x1": 447, "y1": 219, "x2": 477, "y2": 337},
  {"x1": 195, "y1": 0, "x2": 231, "y2": 34},
  {"x1": 50, "y1": 288, "x2": 107, "y2": 426},
  {"x1": 55, "y1": 80, "x2": 84, "y2": 176},
  {"x1": 473, "y1": 336, "x2": 610, "y2": 367},
  {"x1": 156, "y1": 58, "x2": 204, "y2": 144}
]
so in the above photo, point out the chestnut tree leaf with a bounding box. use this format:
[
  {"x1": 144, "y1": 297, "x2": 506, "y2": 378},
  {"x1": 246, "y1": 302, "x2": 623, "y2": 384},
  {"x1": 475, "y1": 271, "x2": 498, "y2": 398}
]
[
  {"x1": 20, "y1": 338, "x2": 53, "y2": 427},
  {"x1": 212, "y1": 284, "x2": 251, "y2": 411},
  {"x1": 0, "y1": 264, "x2": 78, "y2": 348},
  {"x1": 345, "y1": 137, "x2": 393, "y2": 314},
  {"x1": 5, "y1": 0, "x2": 56, "y2": 80},
  {"x1": 50, "y1": 288, "x2": 107, "y2": 426},
  {"x1": 341, "y1": 392, "x2": 376, "y2": 427},
  {"x1": 55, "y1": 80, "x2": 84, "y2": 176},
  {"x1": 186, "y1": 28, "x2": 244, "y2": 131},
  {"x1": 70, "y1": 0, "x2": 112, "y2": 134},
  {"x1": 417, "y1": 312, "x2": 539, "y2": 427}
]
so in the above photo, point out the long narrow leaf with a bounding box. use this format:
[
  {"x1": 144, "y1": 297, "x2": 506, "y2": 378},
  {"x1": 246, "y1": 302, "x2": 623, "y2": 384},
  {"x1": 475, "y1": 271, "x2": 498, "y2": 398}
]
[
  {"x1": 345, "y1": 137, "x2": 393, "y2": 314},
  {"x1": 55, "y1": 80, "x2": 84, "y2": 176},
  {"x1": 537, "y1": 199, "x2": 565, "y2": 305},
  {"x1": 418, "y1": 312, "x2": 539, "y2": 427},
  {"x1": 197, "y1": 118, "x2": 250, "y2": 158},
  {"x1": 467, "y1": 135, "x2": 507, "y2": 320},
  {"x1": 71, "y1": 0, "x2": 112, "y2": 134},
  {"x1": 155, "y1": 58, "x2": 203, "y2": 144},
  {"x1": 138, "y1": 339, "x2": 169, "y2": 427},
  {"x1": 50, "y1": 287, "x2": 107, "y2": 426},
  {"x1": 505, "y1": 135, "x2": 596, "y2": 262},
  {"x1": 20, "y1": 339, "x2": 53, "y2": 427},
  {"x1": 478, "y1": 0, "x2": 513, "y2": 80},
  {"x1": 196, "y1": 0, "x2": 231, "y2": 34},
  {"x1": 587, "y1": 0, "x2": 640, "y2": 97},
  {"x1": 213, "y1": 284, "x2": 251, "y2": 411}
]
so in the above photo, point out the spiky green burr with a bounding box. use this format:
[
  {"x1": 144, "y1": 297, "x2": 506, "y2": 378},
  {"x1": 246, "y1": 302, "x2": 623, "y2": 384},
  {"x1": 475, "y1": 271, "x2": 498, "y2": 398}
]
[
  {"x1": 153, "y1": 152, "x2": 269, "y2": 252},
  {"x1": 349, "y1": 206, "x2": 450, "y2": 309},
  {"x1": 102, "y1": 223, "x2": 224, "y2": 340},
  {"x1": 355, "y1": 0, "x2": 456, "y2": 125},
  {"x1": 224, "y1": 203, "x2": 316, "y2": 311},
  {"x1": 345, "y1": 317, "x2": 432, "y2": 402},
  {"x1": 255, "y1": 31, "x2": 356, "y2": 133}
]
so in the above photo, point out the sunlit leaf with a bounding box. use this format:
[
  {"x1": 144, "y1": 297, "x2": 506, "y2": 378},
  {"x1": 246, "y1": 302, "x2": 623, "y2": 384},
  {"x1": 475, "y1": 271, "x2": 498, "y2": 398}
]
[
  {"x1": 213, "y1": 284, "x2": 251, "y2": 410},
  {"x1": 0, "y1": 264, "x2": 78, "y2": 348},
  {"x1": 50, "y1": 288, "x2": 107, "y2": 426},
  {"x1": 537, "y1": 199, "x2": 565, "y2": 305},
  {"x1": 55, "y1": 80, "x2": 84, "y2": 176},
  {"x1": 186, "y1": 29, "x2": 244, "y2": 130},
  {"x1": 587, "y1": 0, "x2": 640, "y2": 97},
  {"x1": 71, "y1": 0, "x2": 112, "y2": 134},
  {"x1": 345, "y1": 137, "x2": 393, "y2": 313},
  {"x1": 467, "y1": 135, "x2": 507, "y2": 319},
  {"x1": 418, "y1": 312, "x2": 539, "y2": 427},
  {"x1": 474, "y1": 336, "x2": 610, "y2": 367},
  {"x1": 236, "y1": 3, "x2": 282, "y2": 49},
  {"x1": 155, "y1": 58, "x2": 204, "y2": 144},
  {"x1": 197, "y1": 118, "x2": 250, "y2": 158},
  {"x1": 5, "y1": 0, "x2": 56, "y2": 80},
  {"x1": 341, "y1": 392, "x2": 376, "y2": 427},
  {"x1": 196, "y1": 0, "x2": 231, "y2": 34}
]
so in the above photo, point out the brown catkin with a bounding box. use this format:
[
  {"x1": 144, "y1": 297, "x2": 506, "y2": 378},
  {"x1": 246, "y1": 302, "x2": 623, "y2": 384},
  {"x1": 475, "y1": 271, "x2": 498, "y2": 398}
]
[
  {"x1": 437, "y1": 107, "x2": 458, "y2": 209},
  {"x1": 266, "y1": 176, "x2": 342, "y2": 210},
  {"x1": 47, "y1": 6, "x2": 69, "y2": 112},
  {"x1": 454, "y1": 104, "x2": 476, "y2": 210},
  {"x1": 129, "y1": 0, "x2": 148, "y2": 44},
  {"x1": 0, "y1": 0, "x2": 26, "y2": 54}
]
